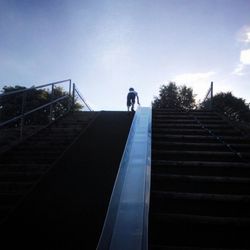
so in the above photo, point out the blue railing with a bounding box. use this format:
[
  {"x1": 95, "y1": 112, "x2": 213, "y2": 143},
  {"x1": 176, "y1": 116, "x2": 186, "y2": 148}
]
[{"x1": 97, "y1": 107, "x2": 152, "y2": 250}]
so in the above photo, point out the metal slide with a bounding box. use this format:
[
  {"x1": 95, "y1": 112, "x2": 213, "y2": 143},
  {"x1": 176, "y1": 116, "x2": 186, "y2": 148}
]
[{"x1": 97, "y1": 107, "x2": 152, "y2": 250}]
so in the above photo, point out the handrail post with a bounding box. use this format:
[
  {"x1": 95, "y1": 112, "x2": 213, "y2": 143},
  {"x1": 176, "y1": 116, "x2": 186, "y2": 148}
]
[
  {"x1": 69, "y1": 79, "x2": 72, "y2": 97},
  {"x1": 210, "y1": 81, "x2": 213, "y2": 111},
  {"x1": 20, "y1": 91, "x2": 27, "y2": 140},
  {"x1": 49, "y1": 84, "x2": 54, "y2": 122},
  {"x1": 68, "y1": 79, "x2": 72, "y2": 111},
  {"x1": 0, "y1": 96, "x2": 2, "y2": 123},
  {"x1": 72, "y1": 83, "x2": 75, "y2": 110}
]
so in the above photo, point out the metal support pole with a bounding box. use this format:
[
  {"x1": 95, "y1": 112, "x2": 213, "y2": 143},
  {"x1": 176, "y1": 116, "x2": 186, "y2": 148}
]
[
  {"x1": 50, "y1": 84, "x2": 54, "y2": 122},
  {"x1": 69, "y1": 79, "x2": 72, "y2": 96},
  {"x1": 72, "y1": 83, "x2": 75, "y2": 110},
  {"x1": 210, "y1": 81, "x2": 213, "y2": 111},
  {"x1": 68, "y1": 79, "x2": 72, "y2": 111},
  {"x1": 0, "y1": 96, "x2": 2, "y2": 123}
]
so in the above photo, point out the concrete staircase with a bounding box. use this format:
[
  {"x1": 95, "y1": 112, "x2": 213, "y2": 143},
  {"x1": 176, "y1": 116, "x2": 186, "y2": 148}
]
[
  {"x1": 0, "y1": 111, "x2": 96, "y2": 224},
  {"x1": 149, "y1": 109, "x2": 250, "y2": 249},
  {"x1": 0, "y1": 111, "x2": 134, "y2": 249}
]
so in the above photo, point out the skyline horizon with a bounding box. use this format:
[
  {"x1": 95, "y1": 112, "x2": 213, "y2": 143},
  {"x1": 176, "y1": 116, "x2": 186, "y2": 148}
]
[{"x1": 1, "y1": 78, "x2": 247, "y2": 111}]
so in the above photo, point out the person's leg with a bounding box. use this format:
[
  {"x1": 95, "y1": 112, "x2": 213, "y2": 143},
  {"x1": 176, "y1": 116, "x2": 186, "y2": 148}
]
[
  {"x1": 127, "y1": 99, "x2": 131, "y2": 111},
  {"x1": 131, "y1": 99, "x2": 135, "y2": 112},
  {"x1": 131, "y1": 103, "x2": 134, "y2": 112}
]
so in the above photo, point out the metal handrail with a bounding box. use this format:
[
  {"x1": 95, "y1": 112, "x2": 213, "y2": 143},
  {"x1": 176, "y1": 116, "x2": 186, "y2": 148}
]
[
  {"x1": 202, "y1": 82, "x2": 213, "y2": 110},
  {"x1": 0, "y1": 79, "x2": 71, "y2": 97},
  {"x1": 97, "y1": 107, "x2": 152, "y2": 250},
  {"x1": 0, "y1": 79, "x2": 93, "y2": 143},
  {"x1": 187, "y1": 111, "x2": 245, "y2": 162},
  {"x1": 0, "y1": 95, "x2": 68, "y2": 128},
  {"x1": 73, "y1": 83, "x2": 93, "y2": 111},
  {"x1": 0, "y1": 79, "x2": 73, "y2": 140}
]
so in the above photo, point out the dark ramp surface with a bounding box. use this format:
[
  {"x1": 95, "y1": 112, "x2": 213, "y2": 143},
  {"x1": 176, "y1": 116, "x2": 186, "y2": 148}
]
[{"x1": 1, "y1": 111, "x2": 133, "y2": 250}]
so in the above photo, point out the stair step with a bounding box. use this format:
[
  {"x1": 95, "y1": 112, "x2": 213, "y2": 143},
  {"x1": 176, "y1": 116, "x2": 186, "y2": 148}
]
[
  {"x1": 153, "y1": 128, "x2": 210, "y2": 136},
  {"x1": 150, "y1": 191, "x2": 250, "y2": 217},
  {"x1": 0, "y1": 205, "x2": 12, "y2": 215},
  {"x1": 153, "y1": 142, "x2": 250, "y2": 152},
  {"x1": 152, "y1": 173, "x2": 250, "y2": 183},
  {"x1": 153, "y1": 109, "x2": 196, "y2": 112},
  {"x1": 150, "y1": 213, "x2": 250, "y2": 249},
  {"x1": 153, "y1": 123, "x2": 232, "y2": 129},
  {"x1": 22, "y1": 141, "x2": 70, "y2": 147},
  {"x1": 153, "y1": 119, "x2": 228, "y2": 125},
  {"x1": 152, "y1": 150, "x2": 240, "y2": 162},
  {"x1": 27, "y1": 137, "x2": 73, "y2": 143},
  {"x1": 153, "y1": 114, "x2": 195, "y2": 119},
  {"x1": 152, "y1": 160, "x2": 250, "y2": 177},
  {"x1": 3, "y1": 151, "x2": 61, "y2": 156},
  {"x1": 153, "y1": 119, "x2": 197, "y2": 124},
  {"x1": 154, "y1": 110, "x2": 218, "y2": 116},
  {"x1": 153, "y1": 134, "x2": 218, "y2": 143},
  {"x1": 151, "y1": 173, "x2": 250, "y2": 195},
  {"x1": 0, "y1": 152, "x2": 61, "y2": 162},
  {"x1": 14, "y1": 147, "x2": 64, "y2": 154},
  {"x1": 0, "y1": 193, "x2": 23, "y2": 206},
  {"x1": 0, "y1": 157, "x2": 56, "y2": 164},
  {"x1": 30, "y1": 133, "x2": 78, "y2": 140},
  {"x1": 151, "y1": 212, "x2": 250, "y2": 226},
  {"x1": 149, "y1": 246, "x2": 235, "y2": 250},
  {"x1": 46, "y1": 127, "x2": 84, "y2": 131},
  {"x1": 153, "y1": 134, "x2": 250, "y2": 143},
  {"x1": 0, "y1": 172, "x2": 41, "y2": 182},
  {"x1": 153, "y1": 114, "x2": 221, "y2": 120},
  {"x1": 0, "y1": 182, "x2": 33, "y2": 193},
  {"x1": 0, "y1": 164, "x2": 48, "y2": 173},
  {"x1": 153, "y1": 128, "x2": 241, "y2": 136},
  {"x1": 153, "y1": 119, "x2": 226, "y2": 125},
  {"x1": 152, "y1": 160, "x2": 250, "y2": 168}
]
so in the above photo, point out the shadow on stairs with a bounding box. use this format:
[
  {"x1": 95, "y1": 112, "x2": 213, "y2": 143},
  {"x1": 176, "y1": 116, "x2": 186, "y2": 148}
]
[{"x1": 0, "y1": 111, "x2": 134, "y2": 250}]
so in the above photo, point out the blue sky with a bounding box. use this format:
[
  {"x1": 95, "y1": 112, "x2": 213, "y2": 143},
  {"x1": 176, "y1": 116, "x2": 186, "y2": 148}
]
[{"x1": 1, "y1": 0, "x2": 250, "y2": 110}]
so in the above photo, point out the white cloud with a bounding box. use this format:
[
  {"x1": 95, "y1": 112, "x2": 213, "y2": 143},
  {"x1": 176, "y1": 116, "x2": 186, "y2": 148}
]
[
  {"x1": 238, "y1": 25, "x2": 250, "y2": 43},
  {"x1": 247, "y1": 32, "x2": 250, "y2": 43},
  {"x1": 173, "y1": 71, "x2": 216, "y2": 83},
  {"x1": 240, "y1": 49, "x2": 250, "y2": 64},
  {"x1": 233, "y1": 26, "x2": 250, "y2": 76},
  {"x1": 233, "y1": 63, "x2": 246, "y2": 76},
  {"x1": 232, "y1": 49, "x2": 250, "y2": 75}
]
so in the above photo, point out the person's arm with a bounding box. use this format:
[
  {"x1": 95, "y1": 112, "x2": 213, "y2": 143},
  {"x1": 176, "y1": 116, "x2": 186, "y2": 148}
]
[{"x1": 137, "y1": 94, "x2": 140, "y2": 105}]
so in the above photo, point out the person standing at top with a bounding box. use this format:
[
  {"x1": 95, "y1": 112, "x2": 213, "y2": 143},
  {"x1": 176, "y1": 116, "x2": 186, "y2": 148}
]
[{"x1": 127, "y1": 87, "x2": 140, "y2": 112}]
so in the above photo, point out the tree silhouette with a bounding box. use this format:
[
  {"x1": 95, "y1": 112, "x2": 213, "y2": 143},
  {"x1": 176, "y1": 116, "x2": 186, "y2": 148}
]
[
  {"x1": 0, "y1": 85, "x2": 82, "y2": 126},
  {"x1": 152, "y1": 82, "x2": 196, "y2": 110},
  {"x1": 202, "y1": 92, "x2": 250, "y2": 122}
]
